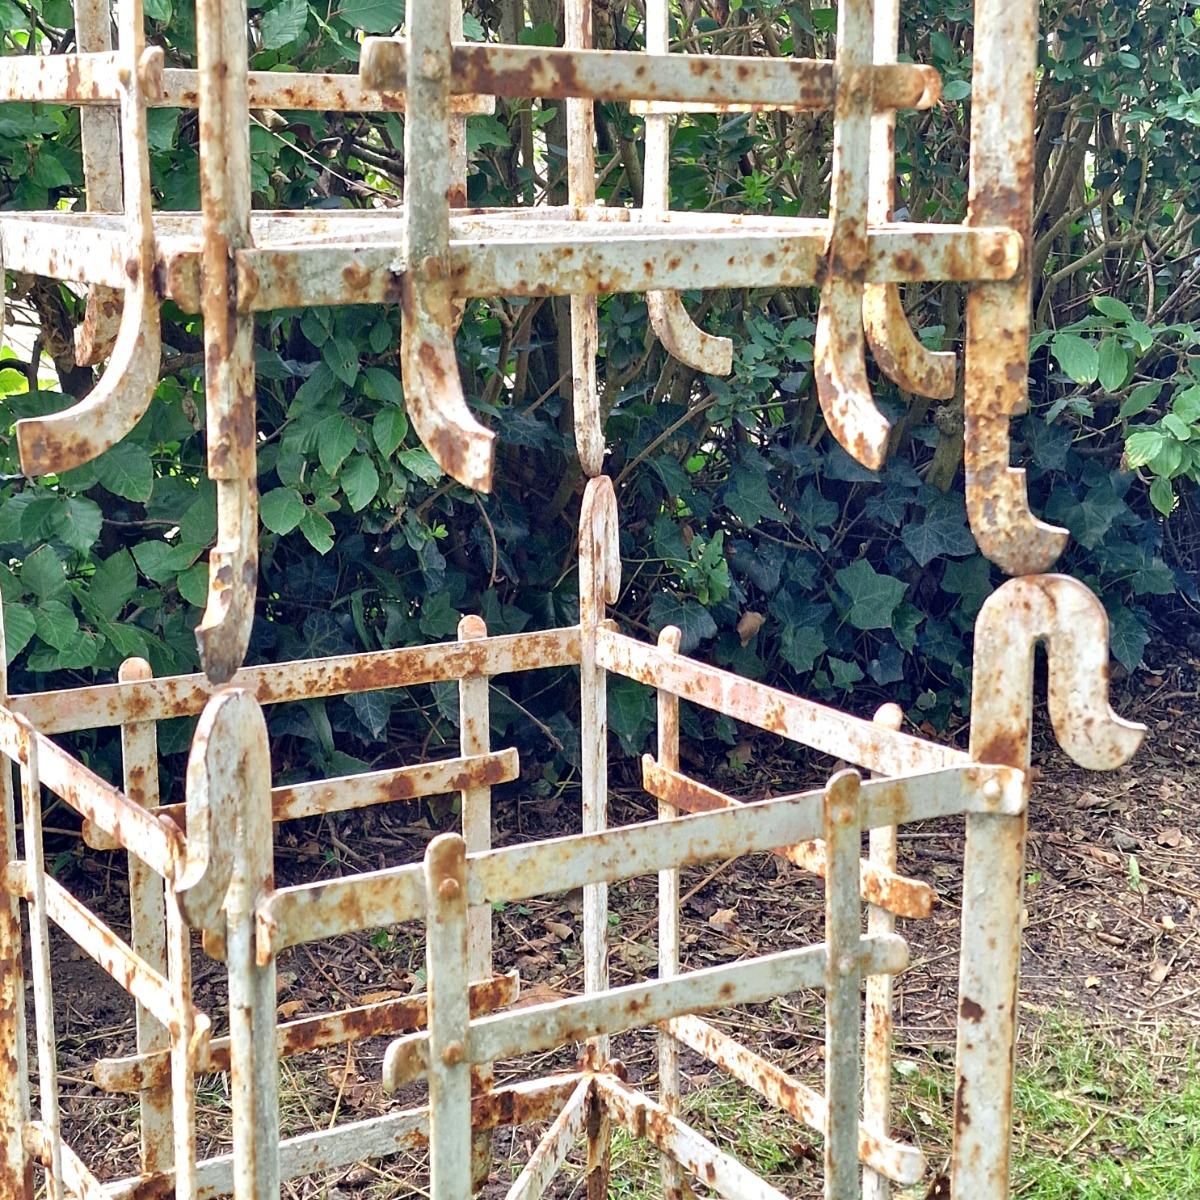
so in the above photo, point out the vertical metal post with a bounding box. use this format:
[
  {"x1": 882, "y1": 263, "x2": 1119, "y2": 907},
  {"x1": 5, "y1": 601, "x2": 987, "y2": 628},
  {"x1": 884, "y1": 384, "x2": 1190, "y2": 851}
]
[
  {"x1": 962, "y1": 0, "x2": 1066, "y2": 574},
  {"x1": 458, "y1": 614, "x2": 494, "y2": 1190},
  {"x1": 863, "y1": 703, "x2": 903, "y2": 1200},
  {"x1": 195, "y1": 0, "x2": 259, "y2": 682},
  {"x1": 424, "y1": 834, "x2": 472, "y2": 1200},
  {"x1": 655, "y1": 625, "x2": 686, "y2": 1200},
  {"x1": 579, "y1": 477, "x2": 617, "y2": 1197},
  {"x1": 70, "y1": 0, "x2": 123, "y2": 364},
  {"x1": 119, "y1": 658, "x2": 173, "y2": 1177},
  {"x1": 0, "y1": 609, "x2": 32, "y2": 1198},
  {"x1": 216, "y1": 692, "x2": 279, "y2": 1200},
  {"x1": 17, "y1": 725, "x2": 62, "y2": 1200},
  {"x1": 823, "y1": 770, "x2": 862, "y2": 1200},
  {"x1": 565, "y1": 0, "x2": 604, "y2": 475}
]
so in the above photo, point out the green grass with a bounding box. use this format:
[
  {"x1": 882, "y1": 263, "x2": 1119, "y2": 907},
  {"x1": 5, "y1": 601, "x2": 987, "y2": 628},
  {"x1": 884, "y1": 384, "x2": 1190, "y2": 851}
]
[{"x1": 554, "y1": 1017, "x2": 1200, "y2": 1199}]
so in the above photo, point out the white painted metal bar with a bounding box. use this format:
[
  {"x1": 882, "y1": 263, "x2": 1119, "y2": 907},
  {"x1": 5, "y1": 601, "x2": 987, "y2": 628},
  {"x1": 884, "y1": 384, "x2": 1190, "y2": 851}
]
[
  {"x1": 9, "y1": 628, "x2": 581, "y2": 734},
  {"x1": 23, "y1": 1124, "x2": 105, "y2": 1200},
  {"x1": 655, "y1": 627, "x2": 686, "y2": 1200},
  {"x1": 361, "y1": 41, "x2": 939, "y2": 109},
  {"x1": 595, "y1": 1075, "x2": 791, "y2": 1200},
  {"x1": 663, "y1": 1015, "x2": 924, "y2": 1186},
  {"x1": 424, "y1": 835, "x2": 473, "y2": 1199},
  {"x1": 595, "y1": 627, "x2": 966, "y2": 774},
  {"x1": 504, "y1": 1078, "x2": 591, "y2": 1200},
  {"x1": 824, "y1": 772, "x2": 864, "y2": 1200},
  {"x1": 119, "y1": 659, "x2": 173, "y2": 1178},
  {"x1": 384, "y1": 937, "x2": 907, "y2": 1089},
  {"x1": 864, "y1": 704, "x2": 905, "y2": 1200},
  {"x1": 19, "y1": 729, "x2": 63, "y2": 1200},
  {"x1": 640, "y1": 757, "x2": 936, "y2": 918}
]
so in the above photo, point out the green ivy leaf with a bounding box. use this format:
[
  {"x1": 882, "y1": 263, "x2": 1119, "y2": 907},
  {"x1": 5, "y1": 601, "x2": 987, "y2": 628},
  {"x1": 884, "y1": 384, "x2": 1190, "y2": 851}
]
[
  {"x1": 1119, "y1": 382, "x2": 1162, "y2": 419},
  {"x1": 317, "y1": 415, "x2": 357, "y2": 476},
  {"x1": 261, "y1": 487, "x2": 307, "y2": 535},
  {"x1": 21, "y1": 545, "x2": 66, "y2": 600},
  {"x1": 1106, "y1": 604, "x2": 1149, "y2": 671},
  {"x1": 607, "y1": 675, "x2": 653, "y2": 754},
  {"x1": 341, "y1": 455, "x2": 380, "y2": 512},
  {"x1": 834, "y1": 559, "x2": 907, "y2": 631},
  {"x1": 90, "y1": 549, "x2": 137, "y2": 619},
  {"x1": 96, "y1": 441, "x2": 154, "y2": 503},
  {"x1": 1050, "y1": 333, "x2": 1100, "y2": 385},
  {"x1": 3, "y1": 603, "x2": 36, "y2": 662},
  {"x1": 901, "y1": 504, "x2": 976, "y2": 567},
  {"x1": 1097, "y1": 337, "x2": 1130, "y2": 392},
  {"x1": 347, "y1": 690, "x2": 393, "y2": 738},
  {"x1": 50, "y1": 496, "x2": 103, "y2": 554},
  {"x1": 338, "y1": 0, "x2": 402, "y2": 33},
  {"x1": 259, "y1": 0, "x2": 309, "y2": 49},
  {"x1": 373, "y1": 406, "x2": 409, "y2": 457},
  {"x1": 647, "y1": 593, "x2": 718, "y2": 653}
]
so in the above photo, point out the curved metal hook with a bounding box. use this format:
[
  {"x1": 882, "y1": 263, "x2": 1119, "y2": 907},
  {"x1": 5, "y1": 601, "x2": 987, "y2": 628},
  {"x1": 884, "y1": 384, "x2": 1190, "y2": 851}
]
[
  {"x1": 815, "y1": 282, "x2": 891, "y2": 471},
  {"x1": 647, "y1": 291, "x2": 733, "y2": 376},
  {"x1": 970, "y1": 575, "x2": 1144, "y2": 772},
  {"x1": 863, "y1": 284, "x2": 956, "y2": 399},
  {"x1": 579, "y1": 475, "x2": 620, "y2": 625},
  {"x1": 195, "y1": 478, "x2": 257, "y2": 684},
  {"x1": 400, "y1": 274, "x2": 495, "y2": 493},
  {"x1": 16, "y1": 40, "x2": 162, "y2": 477},
  {"x1": 175, "y1": 688, "x2": 270, "y2": 929}
]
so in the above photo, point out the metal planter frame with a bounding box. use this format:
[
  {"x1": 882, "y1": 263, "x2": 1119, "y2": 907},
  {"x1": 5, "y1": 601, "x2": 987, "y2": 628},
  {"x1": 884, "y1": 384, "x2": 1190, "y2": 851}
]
[{"x1": 0, "y1": 0, "x2": 1146, "y2": 1198}]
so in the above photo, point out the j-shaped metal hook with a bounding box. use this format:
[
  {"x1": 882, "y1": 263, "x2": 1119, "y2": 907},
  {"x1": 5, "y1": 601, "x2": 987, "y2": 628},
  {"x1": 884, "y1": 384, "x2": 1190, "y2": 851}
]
[
  {"x1": 647, "y1": 291, "x2": 733, "y2": 377},
  {"x1": 195, "y1": 479, "x2": 257, "y2": 685},
  {"x1": 15, "y1": 39, "x2": 163, "y2": 476},
  {"x1": 400, "y1": 271, "x2": 496, "y2": 492},
  {"x1": 970, "y1": 575, "x2": 1145, "y2": 772},
  {"x1": 579, "y1": 475, "x2": 621, "y2": 626},
  {"x1": 174, "y1": 688, "x2": 269, "y2": 929}
]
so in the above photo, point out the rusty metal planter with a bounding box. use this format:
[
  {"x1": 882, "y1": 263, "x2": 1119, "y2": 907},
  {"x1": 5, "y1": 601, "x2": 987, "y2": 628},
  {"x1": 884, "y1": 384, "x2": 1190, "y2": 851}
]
[{"x1": 0, "y1": 1, "x2": 1145, "y2": 1198}]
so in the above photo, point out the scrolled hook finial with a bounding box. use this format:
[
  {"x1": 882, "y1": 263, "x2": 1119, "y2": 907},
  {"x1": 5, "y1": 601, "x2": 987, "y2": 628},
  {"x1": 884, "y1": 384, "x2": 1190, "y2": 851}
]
[
  {"x1": 579, "y1": 475, "x2": 620, "y2": 624},
  {"x1": 970, "y1": 575, "x2": 1144, "y2": 771},
  {"x1": 174, "y1": 687, "x2": 270, "y2": 928}
]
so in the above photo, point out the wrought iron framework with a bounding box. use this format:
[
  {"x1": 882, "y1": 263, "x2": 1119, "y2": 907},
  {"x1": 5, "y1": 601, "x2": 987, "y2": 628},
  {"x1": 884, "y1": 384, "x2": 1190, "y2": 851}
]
[{"x1": 0, "y1": 1, "x2": 1145, "y2": 1199}]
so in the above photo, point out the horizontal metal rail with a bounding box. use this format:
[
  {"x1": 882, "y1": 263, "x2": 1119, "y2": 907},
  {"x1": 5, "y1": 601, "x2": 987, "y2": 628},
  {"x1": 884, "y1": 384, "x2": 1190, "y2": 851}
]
[
  {"x1": 664, "y1": 1015, "x2": 925, "y2": 1185},
  {"x1": 595, "y1": 1074, "x2": 791, "y2": 1200},
  {"x1": 504, "y1": 1078, "x2": 592, "y2": 1200},
  {"x1": 8, "y1": 627, "x2": 580, "y2": 734},
  {"x1": 257, "y1": 763, "x2": 1021, "y2": 957},
  {"x1": 0, "y1": 709, "x2": 181, "y2": 877},
  {"x1": 642, "y1": 757, "x2": 935, "y2": 918},
  {"x1": 101, "y1": 1074, "x2": 583, "y2": 1200},
  {"x1": 596, "y1": 627, "x2": 967, "y2": 775},
  {"x1": 0, "y1": 50, "x2": 162, "y2": 104},
  {"x1": 383, "y1": 936, "x2": 908, "y2": 1090},
  {"x1": 6, "y1": 867, "x2": 180, "y2": 1035},
  {"x1": 361, "y1": 41, "x2": 939, "y2": 110},
  {"x1": 94, "y1": 971, "x2": 519, "y2": 1092},
  {"x1": 84, "y1": 749, "x2": 520, "y2": 850}
]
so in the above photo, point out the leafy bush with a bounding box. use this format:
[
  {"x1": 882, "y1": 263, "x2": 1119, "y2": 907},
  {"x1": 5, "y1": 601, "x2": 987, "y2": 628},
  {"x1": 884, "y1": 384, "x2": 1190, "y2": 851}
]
[{"x1": 0, "y1": 0, "x2": 1195, "y2": 781}]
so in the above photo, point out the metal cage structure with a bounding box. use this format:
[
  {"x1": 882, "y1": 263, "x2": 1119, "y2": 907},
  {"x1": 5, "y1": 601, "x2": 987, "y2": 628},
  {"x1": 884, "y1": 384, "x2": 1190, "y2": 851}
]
[{"x1": 0, "y1": 0, "x2": 1146, "y2": 1198}]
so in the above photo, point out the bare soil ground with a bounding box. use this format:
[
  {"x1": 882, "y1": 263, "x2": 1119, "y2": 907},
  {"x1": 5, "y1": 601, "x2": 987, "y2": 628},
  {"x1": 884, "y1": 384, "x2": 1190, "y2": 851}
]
[{"x1": 31, "y1": 642, "x2": 1200, "y2": 1198}]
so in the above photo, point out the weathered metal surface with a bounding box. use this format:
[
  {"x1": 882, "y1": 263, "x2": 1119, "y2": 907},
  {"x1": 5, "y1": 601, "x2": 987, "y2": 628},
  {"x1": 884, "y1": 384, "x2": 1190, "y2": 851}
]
[
  {"x1": 664, "y1": 1015, "x2": 924, "y2": 1186},
  {"x1": 385, "y1": 933, "x2": 908, "y2": 1090},
  {"x1": 361, "y1": 42, "x2": 939, "y2": 110},
  {"x1": 0, "y1": 5, "x2": 1150, "y2": 1199},
  {"x1": 594, "y1": 1074, "x2": 791, "y2": 1200},
  {"x1": 862, "y1": 0, "x2": 956, "y2": 400},
  {"x1": 963, "y1": 0, "x2": 1069, "y2": 575},
  {"x1": 504, "y1": 1078, "x2": 591, "y2": 1200},
  {"x1": 640, "y1": 757, "x2": 935, "y2": 918},
  {"x1": 597, "y1": 627, "x2": 966, "y2": 774},
  {"x1": 95, "y1": 972, "x2": 520, "y2": 1092},
  {"x1": 10, "y1": 627, "x2": 581, "y2": 733},
  {"x1": 15, "y1": 0, "x2": 162, "y2": 479},
  {"x1": 815, "y1": 0, "x2": 890, "y2": 472},
  {"x1": 84, "y1": 748, "x2": 519, "y2": 847},
  {"x1": 864, "y1": 702, "x2": 905, "y2": 1200}
]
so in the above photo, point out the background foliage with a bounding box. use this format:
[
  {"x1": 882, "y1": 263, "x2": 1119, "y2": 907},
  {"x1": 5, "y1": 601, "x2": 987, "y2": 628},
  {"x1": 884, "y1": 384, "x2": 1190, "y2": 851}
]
[{"x1": 0, "y1": 0, "x2": 1197, "y2": 788}]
